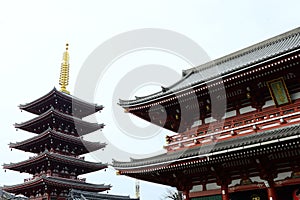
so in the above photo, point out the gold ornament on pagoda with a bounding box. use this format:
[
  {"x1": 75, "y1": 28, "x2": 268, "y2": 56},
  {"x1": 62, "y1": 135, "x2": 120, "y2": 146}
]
[{"x1": 59, "y1": 43, "x2": 70, "y2": 94}]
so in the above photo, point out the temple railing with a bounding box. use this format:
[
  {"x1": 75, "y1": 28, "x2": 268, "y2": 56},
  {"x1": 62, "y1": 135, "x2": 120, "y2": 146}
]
[{"x1": 165, "y1": 100, "x2": 300, "y2": 151}]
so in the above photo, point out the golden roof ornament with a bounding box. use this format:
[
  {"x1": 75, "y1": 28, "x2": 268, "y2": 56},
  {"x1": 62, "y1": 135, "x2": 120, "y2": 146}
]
[{"x1": 59, "y1": 43, "x2": 70, "y2": 94}]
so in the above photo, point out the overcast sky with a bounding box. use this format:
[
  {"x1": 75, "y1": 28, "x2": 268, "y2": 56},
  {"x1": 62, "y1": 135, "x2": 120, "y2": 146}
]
[{"x1": 0, "y1": 0, "x2": 300, "y2": 200}]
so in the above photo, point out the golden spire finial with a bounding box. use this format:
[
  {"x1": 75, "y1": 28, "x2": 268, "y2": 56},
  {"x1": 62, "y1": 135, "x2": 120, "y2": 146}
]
[{"x1": 59, "y1": 43, "x2": 70, "y2": 94}]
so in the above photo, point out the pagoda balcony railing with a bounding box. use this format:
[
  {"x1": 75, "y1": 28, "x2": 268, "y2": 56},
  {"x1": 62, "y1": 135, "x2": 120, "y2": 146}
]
[{"x1": 165, "y1": 99, "x2": 300, "y2": 151}]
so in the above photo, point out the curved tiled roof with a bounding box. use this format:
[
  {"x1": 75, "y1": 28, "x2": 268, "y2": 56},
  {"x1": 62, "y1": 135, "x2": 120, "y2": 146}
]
[
  {"x1": 9, "y1": 128, "x2": 106, "y2": 154},
  {"x1": 119, "y1": 27, "x2": 300, "y2": 107},
  {"x1": 113, "y1": 123, "x2": 300, "y2": 169},
  {"x1": 3, "y1": 150, "x2": 107, "y2": 174},
  {"x1": 14, "y1": 107, "x2": 104, "y2": 135},
  {"x1": 19, "y1": 87, "x2": 103, "y2": 118},
  {"x1": 3, "y1": 176, "x2": 111, "y2": 193}
]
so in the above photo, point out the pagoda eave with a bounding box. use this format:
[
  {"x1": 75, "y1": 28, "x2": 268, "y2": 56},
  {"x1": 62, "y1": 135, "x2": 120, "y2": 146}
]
[
  {"x1": 19, "y1": 87, "x2": 104, "y2": 118},
  {"x1": 14, "y1": 108, "x2": 104, "y2": 135},
  {"x1": 3, "y1": 176, "x2": 111, "y2": 194},
  {"x1": 3, "y1": 151, "x2": 107, "y2": 175},
  {"x1": 9, "y1": 129, "x2": 106, "y2": 154}
]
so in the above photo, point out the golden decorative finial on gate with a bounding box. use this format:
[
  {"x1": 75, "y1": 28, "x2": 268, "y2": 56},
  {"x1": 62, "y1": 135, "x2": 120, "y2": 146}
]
[{"x1": 59, "y1": 43, "x2": 70, "y2": 94}]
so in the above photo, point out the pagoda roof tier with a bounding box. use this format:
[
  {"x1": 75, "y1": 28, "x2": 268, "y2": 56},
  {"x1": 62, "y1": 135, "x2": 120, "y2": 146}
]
[
  {"x1": 3, "y1": 151, "x2": 107, "y2": 175},
  {"x1": 3, "y1": 175, "x2": 111, "y2": 194},
  {"x1": 9, "y1": 128, "x2": 106, "y2": 155},
  {"x1": 19, "y1": 87, "x2": 103, "y2": 118},
  {"x1": 119, "y1": 27, "x2": 300, "y2": 108},
  {"x1": 113, "y1": 123, "x2": 300, "y2": 172},
  {"x1": 15, "y1": 108, "x2": 104, "y2": 136},
  {"x1": 69, "y1": 189, "x2": 139, "y2": 200}
]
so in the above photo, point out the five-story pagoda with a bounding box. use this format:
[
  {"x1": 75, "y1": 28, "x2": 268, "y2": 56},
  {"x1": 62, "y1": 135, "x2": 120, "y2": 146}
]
[{"x1": 3, "y1": 44, "x2": 111, "y2": 200}]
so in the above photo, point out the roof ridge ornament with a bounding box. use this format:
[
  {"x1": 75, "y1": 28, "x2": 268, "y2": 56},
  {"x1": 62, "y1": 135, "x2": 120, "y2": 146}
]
[{"x1": 59, "y1": 43, "x2": 70, "y2": 94}]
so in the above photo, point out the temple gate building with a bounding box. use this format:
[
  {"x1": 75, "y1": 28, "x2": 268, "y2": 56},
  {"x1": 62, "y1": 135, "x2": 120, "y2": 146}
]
[{"x1": 113, "y1": 27, "x2": 300, "y2": 200}]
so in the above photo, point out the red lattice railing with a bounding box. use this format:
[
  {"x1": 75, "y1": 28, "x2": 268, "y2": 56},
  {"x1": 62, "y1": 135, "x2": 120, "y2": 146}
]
[{"x1": 165, "y1": 100, "x2": 300, "y2": 151}]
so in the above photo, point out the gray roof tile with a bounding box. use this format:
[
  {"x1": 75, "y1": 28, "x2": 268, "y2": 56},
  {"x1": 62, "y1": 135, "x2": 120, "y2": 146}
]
[
  {"x1": 113, "y1": 123, "x2": 300, "y2": 169},
  {"x1": 119, "y1": 27, "x2": 300, "y2": 107}
]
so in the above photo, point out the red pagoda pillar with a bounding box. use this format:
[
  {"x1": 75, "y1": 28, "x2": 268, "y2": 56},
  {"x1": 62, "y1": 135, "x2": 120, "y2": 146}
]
[
  {"x1": 183, "y1": 190, "x2": 190, "y2": 200},
  {"x1": 178, "y1": 182, "x2": 192, "y2": 200},
  {"x1": 267, "y1": 187, "x2": 277, "y2": 200},
  {"x1": 266, "y1": 179, "x2": 277, "y2": 200},
  {"x1": 221, "y1": 183, "x2": 229, "y2": 200}
]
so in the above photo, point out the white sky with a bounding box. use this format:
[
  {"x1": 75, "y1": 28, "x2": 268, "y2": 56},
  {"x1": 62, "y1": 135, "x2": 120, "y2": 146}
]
[{"x1": 0, "y1": 0, "x2": 299, "y2": 200}]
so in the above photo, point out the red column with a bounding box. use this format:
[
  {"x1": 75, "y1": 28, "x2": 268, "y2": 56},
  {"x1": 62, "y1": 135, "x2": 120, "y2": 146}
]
[
  {"x1": 183, "y1": 190, "x2": 190, "y2": 200},
  {"x1": 265, "y1": 179, "x2": 277, "y2": 200},
  {"x1": 267, "y1": 186, "x2": 277, "y2": 200},
  {"x1": 221, "y1": 184, "x2": 229, "y2": 200},
  {"x1": 202, "y1": 183, "x2": 207, "y2": 191}
]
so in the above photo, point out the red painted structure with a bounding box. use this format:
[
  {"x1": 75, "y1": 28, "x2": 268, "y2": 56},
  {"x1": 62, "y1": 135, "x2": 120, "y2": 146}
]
[{"x1": 114, "y1": 27, "x2": 300, "y2": 200}]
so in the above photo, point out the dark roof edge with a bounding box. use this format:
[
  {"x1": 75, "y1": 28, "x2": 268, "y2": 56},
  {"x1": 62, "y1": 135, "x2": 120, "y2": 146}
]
[
  {"x1": 19, "y1": 87, "x2": 103, "y2": 110},
  {"x1": 113, "y1": 123, "x2": 300, "y2": 169},
  {"x1": 14, "y1": 107, "x2": 104, "y2": 129},
  {"x1": 3, "y1": 150, "x2": 107, "y2": 169},
  {"x1": 18, "y1": 87, "x2": 57, "y2": 109},
  {"x1": 118, "y1": 70, "x2": 194, "y2": 104},
  {"x1": 3, "y1": 175, "x2": 111, "y2": 190},
  {"x1": 9, "y1": 128, "x2": 106, "y2": 149}
]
